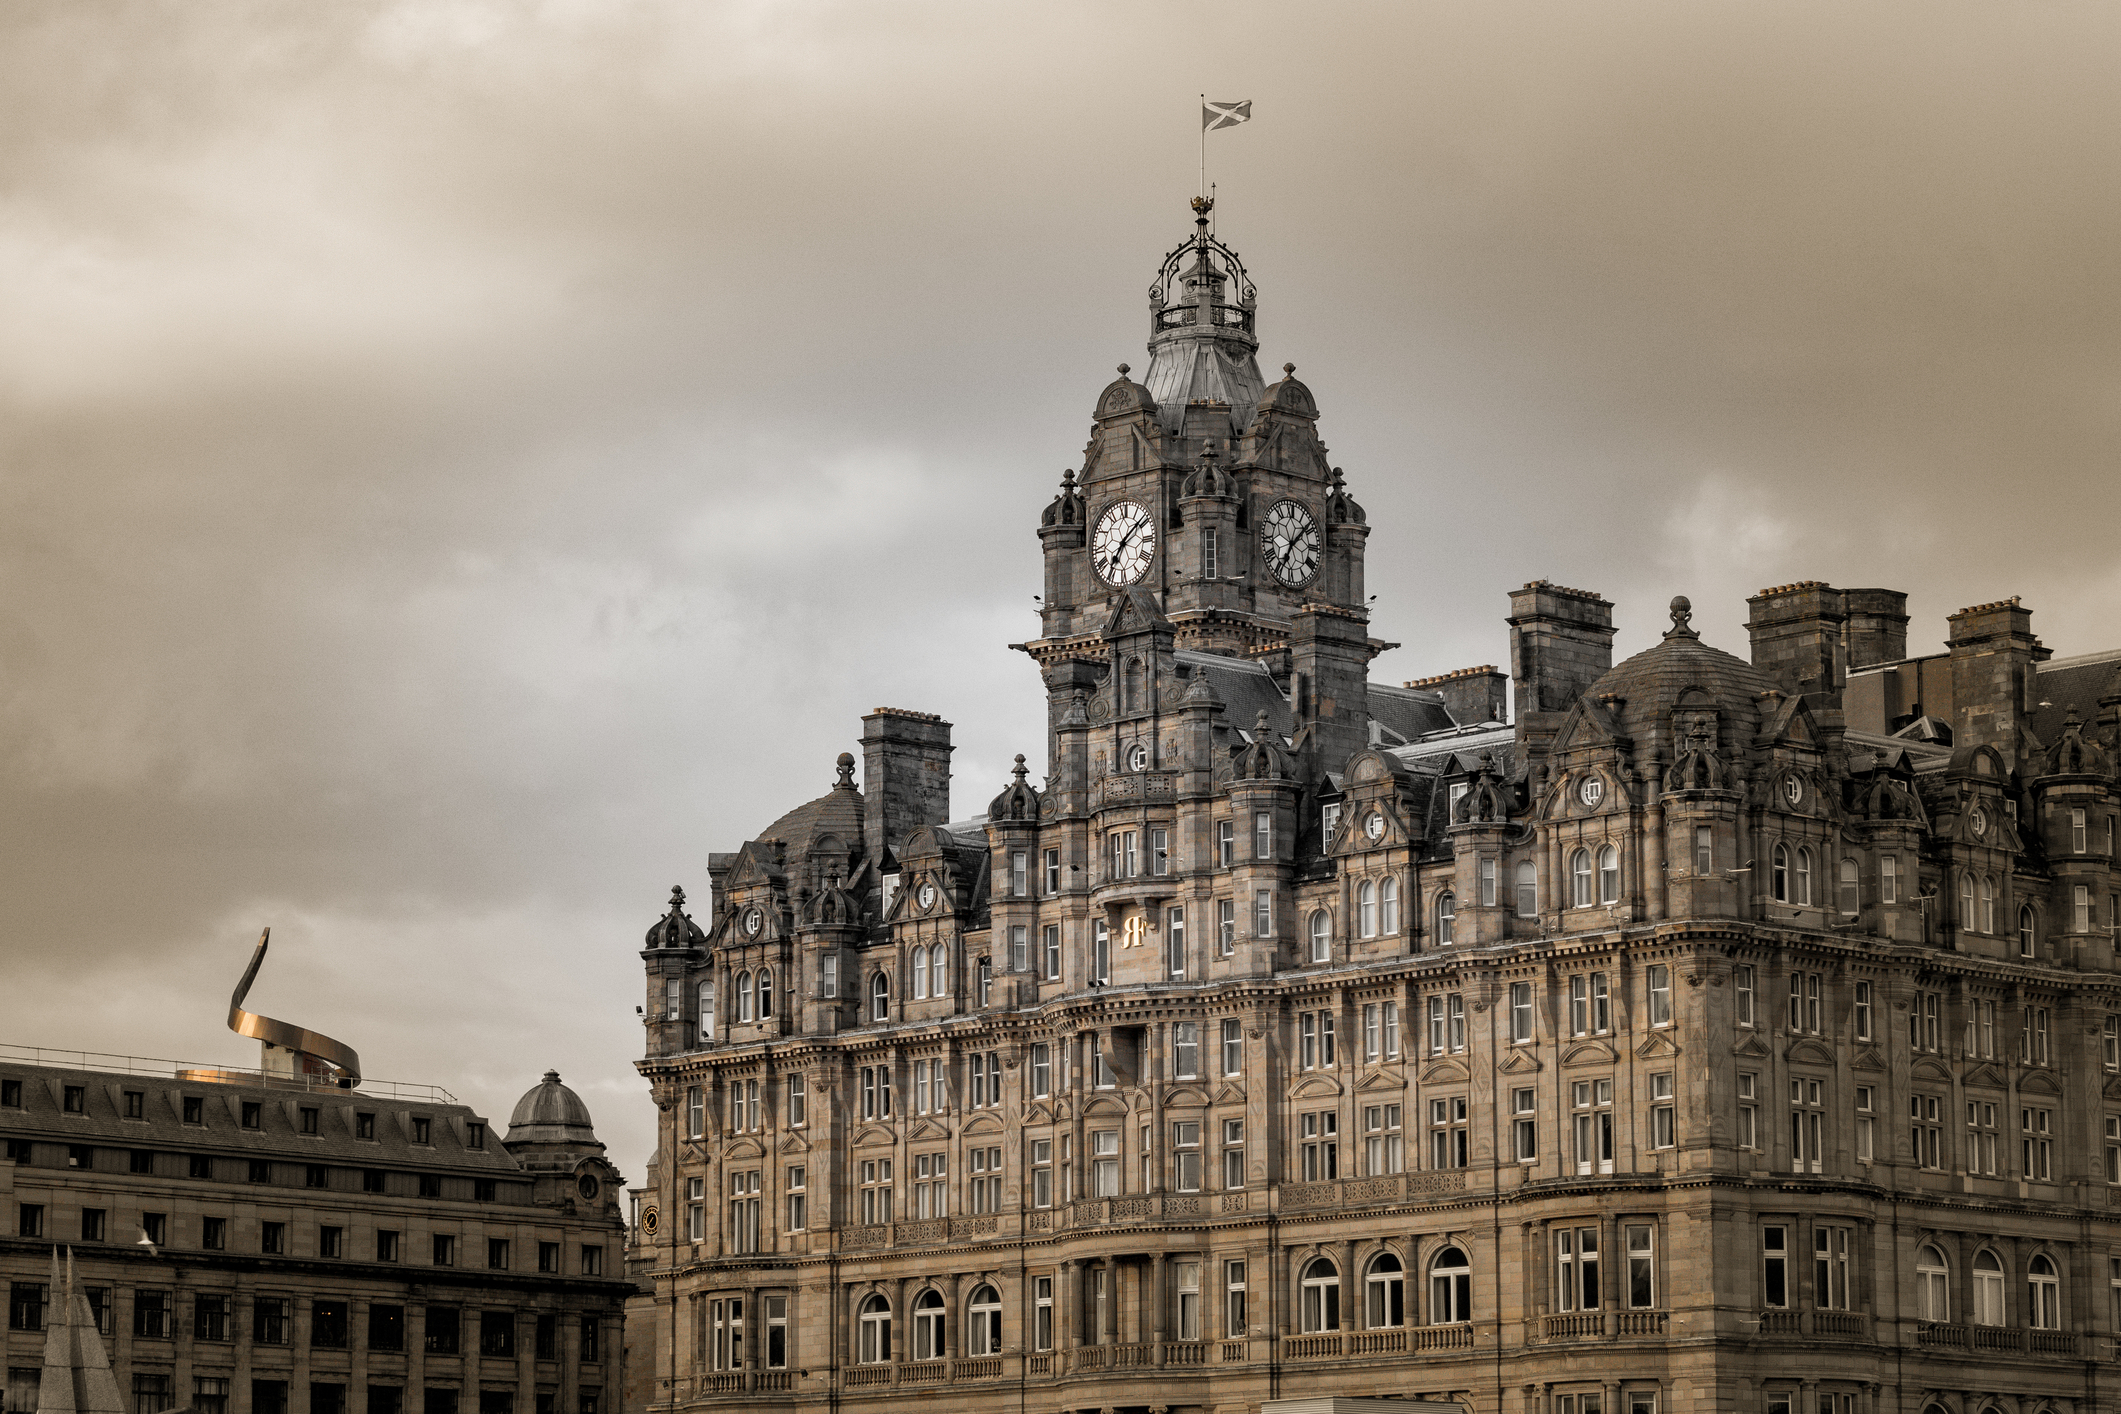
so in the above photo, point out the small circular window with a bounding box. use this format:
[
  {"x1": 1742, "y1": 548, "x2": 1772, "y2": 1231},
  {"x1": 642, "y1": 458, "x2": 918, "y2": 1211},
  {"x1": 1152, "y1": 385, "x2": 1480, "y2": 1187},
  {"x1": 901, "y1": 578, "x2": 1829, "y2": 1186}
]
[
  {"x1": 577, "y1": 1174, "x2": 600, "y2": 1201},
  {"x1": 1577, "y1": 776, "x2": 1604, "y2": 808}
]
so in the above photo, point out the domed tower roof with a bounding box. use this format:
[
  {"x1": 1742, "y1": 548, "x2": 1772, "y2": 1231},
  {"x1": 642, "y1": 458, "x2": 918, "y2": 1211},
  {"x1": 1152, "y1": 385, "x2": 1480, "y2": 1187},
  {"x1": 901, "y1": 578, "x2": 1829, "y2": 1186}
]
[
  {"x1": 1579, "y1": 597, "x2": 1781, "y2": 750},
  {"x1": 1140, "y1": 197, "x2": 1266, "y2": 440},
  {"x1": 504, "y1": 1070, "x2": 604, "y2": 1160}
]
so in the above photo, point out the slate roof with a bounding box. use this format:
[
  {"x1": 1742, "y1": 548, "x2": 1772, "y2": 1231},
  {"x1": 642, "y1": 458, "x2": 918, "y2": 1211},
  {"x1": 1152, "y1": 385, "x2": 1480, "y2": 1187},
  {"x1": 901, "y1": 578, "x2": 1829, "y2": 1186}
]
[
  {"x1": 0, "y1": 1061, "x2": 517, "y2": 1174},
  {"x1": 1844, "y1": 730, "x2": 1954, "y2": 777},
  {"x1": 1366, "y1": 684, "x2": 1457, "y2": 744},
  {"x1": 2031, "y1": 649, "x2": 2121, "y2": 749},
  {"x1": 1175, "y1": 650, "x2": 1293, "y2": 743}
]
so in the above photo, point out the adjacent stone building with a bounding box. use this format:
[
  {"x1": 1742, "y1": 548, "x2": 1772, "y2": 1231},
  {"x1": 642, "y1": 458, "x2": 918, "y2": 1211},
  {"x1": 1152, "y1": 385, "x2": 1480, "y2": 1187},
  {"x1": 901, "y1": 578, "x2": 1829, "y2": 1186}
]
[
  {"x1": 1, "y1": 1055, "x2": 630, "y2": 1414},
  {"x1": 624, "y1": 201, "x2": 2121, "y2": 1414}
]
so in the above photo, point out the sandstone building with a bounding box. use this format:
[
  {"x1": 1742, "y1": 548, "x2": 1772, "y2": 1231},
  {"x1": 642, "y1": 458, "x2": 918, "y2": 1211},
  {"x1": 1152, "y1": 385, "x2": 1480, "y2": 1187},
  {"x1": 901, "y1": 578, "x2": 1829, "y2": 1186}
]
[
  {"x1": 1, "y1": 1056, "x2": 630, "y2": 1414},
  {"x1": 624, "y1": 201, "x2": 2121, "y2": 1414}
]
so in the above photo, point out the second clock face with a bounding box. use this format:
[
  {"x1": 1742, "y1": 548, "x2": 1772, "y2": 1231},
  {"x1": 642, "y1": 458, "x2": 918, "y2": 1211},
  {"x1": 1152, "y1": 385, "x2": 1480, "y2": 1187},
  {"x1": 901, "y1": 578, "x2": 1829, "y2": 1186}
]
[
  {"x1": 1092, "y1": 501, "x2": 1157, "y2": 585},
  {"x1": 1261, "y1": 500, "x2": 1321, "y2": 586}
]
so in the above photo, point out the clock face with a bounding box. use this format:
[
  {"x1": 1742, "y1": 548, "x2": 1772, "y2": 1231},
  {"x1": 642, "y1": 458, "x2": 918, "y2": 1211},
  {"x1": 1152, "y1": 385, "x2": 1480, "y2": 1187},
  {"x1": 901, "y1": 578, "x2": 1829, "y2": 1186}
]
[
  {"x1": 1125, "y1": 742, "x2": 1149, "y2": 772},
  {"x1": 1578, "y1": 776, "x2": 1604, "y2": 808},
  {"x1": 917, "y1": 881, "x2": 937, "y2": 909},
  {"x1": 1260, "y1": 500, "x2": 1321, "y2": 586},
  {"x1": 1364, "y1": 812, "x2": 1386, "y2": 841},
  {"x1": 742, "y1": 908, "x2": 762, "y2": 937},
  {"x1": 1091, "y1": 501, "x2": 1157, "y2": 585}
]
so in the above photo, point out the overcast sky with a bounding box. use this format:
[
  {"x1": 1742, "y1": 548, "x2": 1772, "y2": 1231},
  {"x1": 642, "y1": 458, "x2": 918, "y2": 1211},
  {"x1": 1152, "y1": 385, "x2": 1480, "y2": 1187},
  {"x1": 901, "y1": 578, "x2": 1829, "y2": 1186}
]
[{"x1": 5, "y1": 0, "x2": 2120, "y2": 1184}]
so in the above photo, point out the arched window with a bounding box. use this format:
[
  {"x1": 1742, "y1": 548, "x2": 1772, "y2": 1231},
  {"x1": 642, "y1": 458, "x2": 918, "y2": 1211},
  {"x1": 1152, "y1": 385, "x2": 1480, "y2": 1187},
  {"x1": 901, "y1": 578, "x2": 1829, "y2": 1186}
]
[
  {"x1": 911, "y1": 1288, "x2": 946, "y2": 1360},
  {"x1": 1794, "y1": 848, "x2": 1813, "y2": 906},
  {"x1": 1771, "y1": 844, "x2": 1790, "y2": 902},
  {"x1": 1515, "y1": 860, "x2": 1537, "y2": 918},
  {"x1": 1430, "y1": 1247, "x2": 1471, "y2": 1324},
  {"x1": 1365, "y1": 1252, "x2": 1405, "y2": 1328},
  {"x1": 929, "y1": 945, "x2": 946, "y2": 999},
  {"x1": 1839, "y1": 858, "x2": 1860, "y2": 915},
  {"x1": 871, "y1": 972, "x2": 890, "y2": 1023},
  {"x1": 857, "y1": 1294, "x2": 891, "y2": 1363},
  {"x1": 1299, "y1": 1257, "x2": 1340, "y2": 1333},
  {"x1": 2028, "y1": 1254, "x2": 2060, "y2": 1330},
  {"x1": 1597, "y1": 844, "x2": 1620, "y2": 904},
  {"x1": 1359, "y1": 880, "x2": 1377, "y2": 937},
  {"x1": 1979, "y1": 875, "x2": 1996, "y2": 934},
  {"x1": 910, "y1": 946, "x2": 929, "y2": 999},
  {"x1": 2019, "y1": 906, "x2": 2037, "y2": 958},
  {"x1": 1435, "y1": 893, "x2": 1455, "y2": 946},
  {"x1": 1122, "y1": 659, "x2": 1143, "y2": 714},
  {"x1": 1309, "y1": 910, "x2": 1331, "y2": 964},
  {"x1": 1959, "y1": 874, "x2": 1976, "y2": 930},
  {"x1": 757, "y1": 969, "x2": 773, "y2": 1019},
  {"x1": 1381, "y1": 877, "x2": 1400, "y2": 933},
  {"x1": 735, "y1": 972, "x2": 754, "y2": 1023},
  {"x1": 1570, "y1": 848, "x2": 1593, "y2": 908},
  {"x1": 966, "y1": 1284, "x2": 1002, "y2": 1356},
  {"x1": 1973, "y1": 1249, "x2": 2006, "y2": 1325},
  {"x1": 697, "y1": 982, "x2": 715, "y2": 1043}
]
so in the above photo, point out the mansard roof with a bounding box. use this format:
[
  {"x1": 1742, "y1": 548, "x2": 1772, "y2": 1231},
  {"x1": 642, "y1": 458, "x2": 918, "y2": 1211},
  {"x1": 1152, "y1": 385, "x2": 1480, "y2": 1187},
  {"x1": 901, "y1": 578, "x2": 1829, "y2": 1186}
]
[
  {"x1": 750, "y1": 777, "x2": 865, "y2": 860},
  {"x1": 1366, "y1": 683, "x2": 1456, "y2": 744},
  {"x1": 2031, "y1": 649, "x2": 2121, "y2": 748},
  {"x1": 1582, "y1": 619, "x2": 1778, "y2": 746}
]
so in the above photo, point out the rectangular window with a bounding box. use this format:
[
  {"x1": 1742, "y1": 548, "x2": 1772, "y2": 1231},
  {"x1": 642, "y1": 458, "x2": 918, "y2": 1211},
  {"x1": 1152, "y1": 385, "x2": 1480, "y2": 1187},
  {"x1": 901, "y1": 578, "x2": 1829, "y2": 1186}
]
[
  {"x1": 2074, "y1": 808, "x2": 2088, "y2": 853},
  {"x1": 1253, "y1": 811, "x2": 1272, "y2": 860},
  {"x1": 261, "y1": 1221, "x2": 284, "y2": 1254},
  {"x1": 1479, "y1": 857, "x2": 1497, "y2": 908},
  {"x1": 1571, "y1": 1079, "x2": 1614, "y2": 1175},
  {"x1": 1011, "y1": 850, "x2": 1028, "y2": 897},
  {"x1": 2106, "y1": 1015, "x2": 2120, "y2": 1071},
  {"x1": 1031, "y1": 1043, "x2": 1051, "y2": 1097},
  {"x1": 1383, "y1": 1001, "x2": 1399, "y2": 1058},
  {"x1": 1649, "y1": 1073, "x2": 1675, "y2": 1148},
  {"x1": 375, "y1": 1230, "x2": 398, "y2": 1262},
  {"x1": 822, "y1": 953, "x2": 837, "y2": 998},
  {"x1": 1031, "y1": 1139, "x2": 1052, "y2": 1208},
  {"x1": 1855, "y1": 1086, "x2": 1874, "y2": 1162},
  {"x1": 10, "y1": 1283, "x2": 45, "y2": 1332},
  {"x1": 1790, "y1": 1076, "x2": 1824, "y2": 1173},
  {"x1": 1913, "y1": 1094, "x2": 1943, "y2": 1170},
  {"x1": 1175, "y1": 1259, "x2": 1202, "y2": 1340},
  {"x1": 1429, "y1": 1095, "x2": 1469, "y2": 1169},
  {"x1": 1556, "y1": 1226, "x2": 1599, "y2": 1311},
  {"x1": 432, "y1": 1234, "x2": 455, "y2": 1267},
  {"x1": 1853, "y1": 981, "x2": 1872, "y2": 1042},
  {"x1": 1814, "y1": 1226, "x2": 1850, "y2": 1309},
  {"x1": 487, "y1": 1238, "x2": 509, "y2": 1271},
  {"x1": 1221, "y1": 1017, "x2": 1243, "y2": 1075},
  {"x1": 1173, "y1": 1121, "x2": 1202, "y2": 1192},
  {"x1": 788, "y1": 1073, "x2": 805, "y2": 1127},
  {"x1": 1091, "y1": 1130, "x2": 1120, "y2": 1197},
  {"x1": 1321, "y1": 802, "x2": 1342, "y2": 846},
  {"x1": 1152, "y1": 829, "x2": 1170, "y2": 876},
  {"x1": 1513, "y1": 1087, "x2": 1537, "y2": 1161},
  {"x1": 1217, "y1": 820, "x2": 1235, "y2": 868},
  {"x1": 314, "y1": 1301, "x2": 351, "y2": 1350},
  {"x1": 1092, "y1": 918, "x2": 1110, "y2": 982},
  {"x1": 1510, "y1": 981, "x2": 1533, "y2": 1043},
  {"x1": 1738, "y1": 1072, "x2": 1757, "y2": 1150},
  {"x1": 1362, "y1": 1104, "x2": 1404, "y2": 1175},
  {"x1": 1694, "y1": 826, "x2": 1712, "y2": 874},
  {"x1": 194, "y1": 1293, "x2": 229, "y2": 1342},
  {"x1": 1880, "y1": 854, "x2": 1898, "y2": 903},
  {"x1": 2077, "y1": 885, "x2": 2092, "y2": 932},
  {"x1": 1224, "y1": 1260, "x2": 1247, "y2": 1338},
  {"x1": 2108, "y1": 1117, "x2": 2121, "y2": 1185},
  {"x1": 1647, "y1": 965, "x2": 1671, "y2": 1026},
  {"x1": 1299, "y1": 1111, "x2": 1338, "y2": 1181},
  {"x1": 1044, "y1": 848, "x2": 1061, "y2": 895},
  {"x1": 1762, "y1": 1224, "x2": 1788, "y2": 1308},
  {"x1": 1034, "y1": 1276, "x2": 1054, "y2": 1350},
  {"x1": 1173, "y1": 1021, "x2": 1200, "y2": 1079},
  {"x1": 2022, "y1": 1106, "x2": 2053, "y2": 1181},
  {"x1": 1253, "y1": 890, "x2": 1273, "y2": 938},
  {"x1": 1625, "y1": 1224, "x2": 1655, "y2": 1308},
  {"x1": 1009, "y1": 925, "x2": 1028, "y2": 973},
  {"x1": 252, "y1": 1296, "x2": 289, "y2": 1345},
  {"x1": 1222, "y1": 1118, "x2": 1245, "y2": 1189},
  {"x1": 1363, "y1": 1003, "x2": 1380, "y2": 1061},
  {"x1": 1092, "y1": 1036, "x2": 1114, "y2": 1088},
  {"x1": 1042, "y1": 923, "x2": 1061, "y2": 980},
  {"x1": 1735, "y1": 965, "x2": 1755, "y2": 1027},
  {"x1": 1167, "y1": 905, "x2": 1186, "y2": 978},
  {"x1": 16, "y1": 1205, "x2": 42, "y2": 1239},
  {"x1": 1216, "y1": 899, "x2": 1236, "y2": 956},
  {"x1": 1201, "y1": 526, "x2": 1219, "y2": 579}
]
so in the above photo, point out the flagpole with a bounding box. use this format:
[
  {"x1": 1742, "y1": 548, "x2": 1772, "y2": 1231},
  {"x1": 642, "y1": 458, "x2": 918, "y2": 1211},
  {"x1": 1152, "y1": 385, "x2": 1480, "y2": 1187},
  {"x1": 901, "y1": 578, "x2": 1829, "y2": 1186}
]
[{"x1": 1198, "y1": 93, "x2": 1205, "y2": 202}]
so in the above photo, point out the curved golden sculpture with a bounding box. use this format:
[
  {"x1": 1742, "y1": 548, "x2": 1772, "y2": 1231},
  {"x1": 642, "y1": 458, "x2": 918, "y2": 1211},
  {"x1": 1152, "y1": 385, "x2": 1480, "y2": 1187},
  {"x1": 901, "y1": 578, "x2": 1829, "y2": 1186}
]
[{"x1": 227, "y1": 928, "x2": 362, "y2": 1086}]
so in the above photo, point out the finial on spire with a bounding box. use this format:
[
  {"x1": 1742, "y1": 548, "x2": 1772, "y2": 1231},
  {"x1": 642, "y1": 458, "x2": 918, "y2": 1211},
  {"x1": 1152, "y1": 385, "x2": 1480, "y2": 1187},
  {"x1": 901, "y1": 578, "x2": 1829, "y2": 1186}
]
[
  {"x1": 1011, "y1": 753, "x2": 1028, "y2": 782},
  {"x1": 669, "y1": 885, "x2": 686, "y2": 908},
  {"x1": 1061, "y1": 468, "x2": 1075, "y2": 487},
  {"x1": 1665, "y1": 596, "x2": 1697, "y2": 640},
  {"x1": 1117, "y1": 363, "x2": 1130, "y2": 377},
  {"x1": 1331, "y1": 466, "x2": 1346, "y2": 488},
  {"x1": 1255, "y1": 709, "x2": 1272, "y2": 735},
  {"x1": 1283, "y1": 362, "x2": 1295, "y2": 376},
  {"x1": 834, "y1": 752, "x2": 856, "y2": 789}
]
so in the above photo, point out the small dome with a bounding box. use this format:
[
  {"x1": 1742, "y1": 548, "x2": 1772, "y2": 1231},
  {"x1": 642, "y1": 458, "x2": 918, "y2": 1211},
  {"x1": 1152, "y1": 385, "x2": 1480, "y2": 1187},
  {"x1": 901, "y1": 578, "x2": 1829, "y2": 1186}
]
[
  {"x1": 1580, "y1": 608, "x2": 1778, "y2": 749},
  {"x1": 506, "y1": 1070, "x2": 600, "y2": 1148}
]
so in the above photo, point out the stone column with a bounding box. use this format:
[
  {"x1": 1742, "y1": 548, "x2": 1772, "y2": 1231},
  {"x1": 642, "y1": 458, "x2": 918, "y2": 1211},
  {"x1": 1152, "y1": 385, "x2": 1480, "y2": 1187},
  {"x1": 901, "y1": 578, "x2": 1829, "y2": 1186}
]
[
  {"x1": 1341, "y1": 1241, "x2": 1357, "y2": 1332},
  {"x1": 1100, "y1": 1260, "x2": 1118, "y2": 1345},
  {"x1": 892, "y1": 1278, "x2": 907, "y2": 1371},
  {"x1": 1645, "y1": 788, "x2": 1667, "y2": 922},
  {"x1": 1059, "y1": 1262, "x2": 1078, "y2": 1350},
  {"x1": 944, "y1": 1274, "x2": 961, "y2": 1360},
  {"x1": 1149, "y1": 1253, "x2": 1166, "y2": 1359}
]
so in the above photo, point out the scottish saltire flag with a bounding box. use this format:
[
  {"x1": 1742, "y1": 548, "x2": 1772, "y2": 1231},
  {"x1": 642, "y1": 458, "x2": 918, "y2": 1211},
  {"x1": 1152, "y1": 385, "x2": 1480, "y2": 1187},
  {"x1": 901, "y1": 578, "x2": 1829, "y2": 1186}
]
[{"x1": 1202, "y1": 99, "x2": 1252, "y2": 131}]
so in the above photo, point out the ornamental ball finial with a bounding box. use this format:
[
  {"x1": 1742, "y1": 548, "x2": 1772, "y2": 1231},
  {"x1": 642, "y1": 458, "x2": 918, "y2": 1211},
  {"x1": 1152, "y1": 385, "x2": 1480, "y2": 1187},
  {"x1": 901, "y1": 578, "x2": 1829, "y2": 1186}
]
[
  {"x1": 1283, "y1": 362, "x2": 1295, "y2": 376},
  {"x1": 1117, "y1": 363, "x2": 1130, "y2": 377}
]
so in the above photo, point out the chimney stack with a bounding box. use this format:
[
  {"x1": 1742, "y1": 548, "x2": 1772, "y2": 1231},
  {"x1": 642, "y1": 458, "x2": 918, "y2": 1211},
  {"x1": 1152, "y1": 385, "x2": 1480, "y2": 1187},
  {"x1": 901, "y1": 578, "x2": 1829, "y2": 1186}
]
[
  {"x1": 1946, "y1": 598, "x2": 2047, "y2": 756},
  {"x1": 1746, "y1": 582, "x2": 1909, "y2": 703},
  {"x1": 861, "y1": 708, "x2": 954, "y2": 862},
  {"x1": 1507, "y1": 581, "x2": 1615, "y2": 747},
  {"x1": 1406, "y1": 665, "x2": 1509, "y2": 726}
]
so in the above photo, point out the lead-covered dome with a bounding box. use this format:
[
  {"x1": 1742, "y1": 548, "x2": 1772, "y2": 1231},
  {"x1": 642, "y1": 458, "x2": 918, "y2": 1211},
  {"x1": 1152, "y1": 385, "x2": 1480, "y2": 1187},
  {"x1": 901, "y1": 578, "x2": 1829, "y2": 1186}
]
[
  {"x1": 1580, "y1": 597, "x2": 1779, "y2": 750},
  {"x1": 506, "y1": 1070, "x2": 600, "y2": 1149}
]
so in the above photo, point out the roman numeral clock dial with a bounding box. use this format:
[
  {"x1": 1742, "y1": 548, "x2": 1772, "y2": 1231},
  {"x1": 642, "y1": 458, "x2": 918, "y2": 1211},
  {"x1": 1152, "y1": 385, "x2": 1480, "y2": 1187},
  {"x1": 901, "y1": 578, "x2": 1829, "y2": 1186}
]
[
  {"x1": 1261, "y1": 499, "x2": 1321, "y2": 586},
  {"x1": 1091, "y1": 500, "x2": 1156, "y2": 585}
]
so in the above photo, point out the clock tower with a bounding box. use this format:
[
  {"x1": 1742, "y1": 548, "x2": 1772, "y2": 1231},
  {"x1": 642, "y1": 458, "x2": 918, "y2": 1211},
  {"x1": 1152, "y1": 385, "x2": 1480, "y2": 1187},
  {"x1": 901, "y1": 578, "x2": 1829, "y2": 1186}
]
[{"x1": 1023, "y1": 198, "x2": 1385, "y2": 783}]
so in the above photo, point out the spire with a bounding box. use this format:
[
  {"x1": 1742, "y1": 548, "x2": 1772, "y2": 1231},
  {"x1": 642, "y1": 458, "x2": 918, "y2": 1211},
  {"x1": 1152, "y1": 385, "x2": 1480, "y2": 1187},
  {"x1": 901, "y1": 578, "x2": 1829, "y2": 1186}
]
[
  {"x1": 1142, "y1": 199, "x2": 1265, "y2": 440},
  {"x1": 38, "y1": 1248, "x2": 123, "y2": 1414}
]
